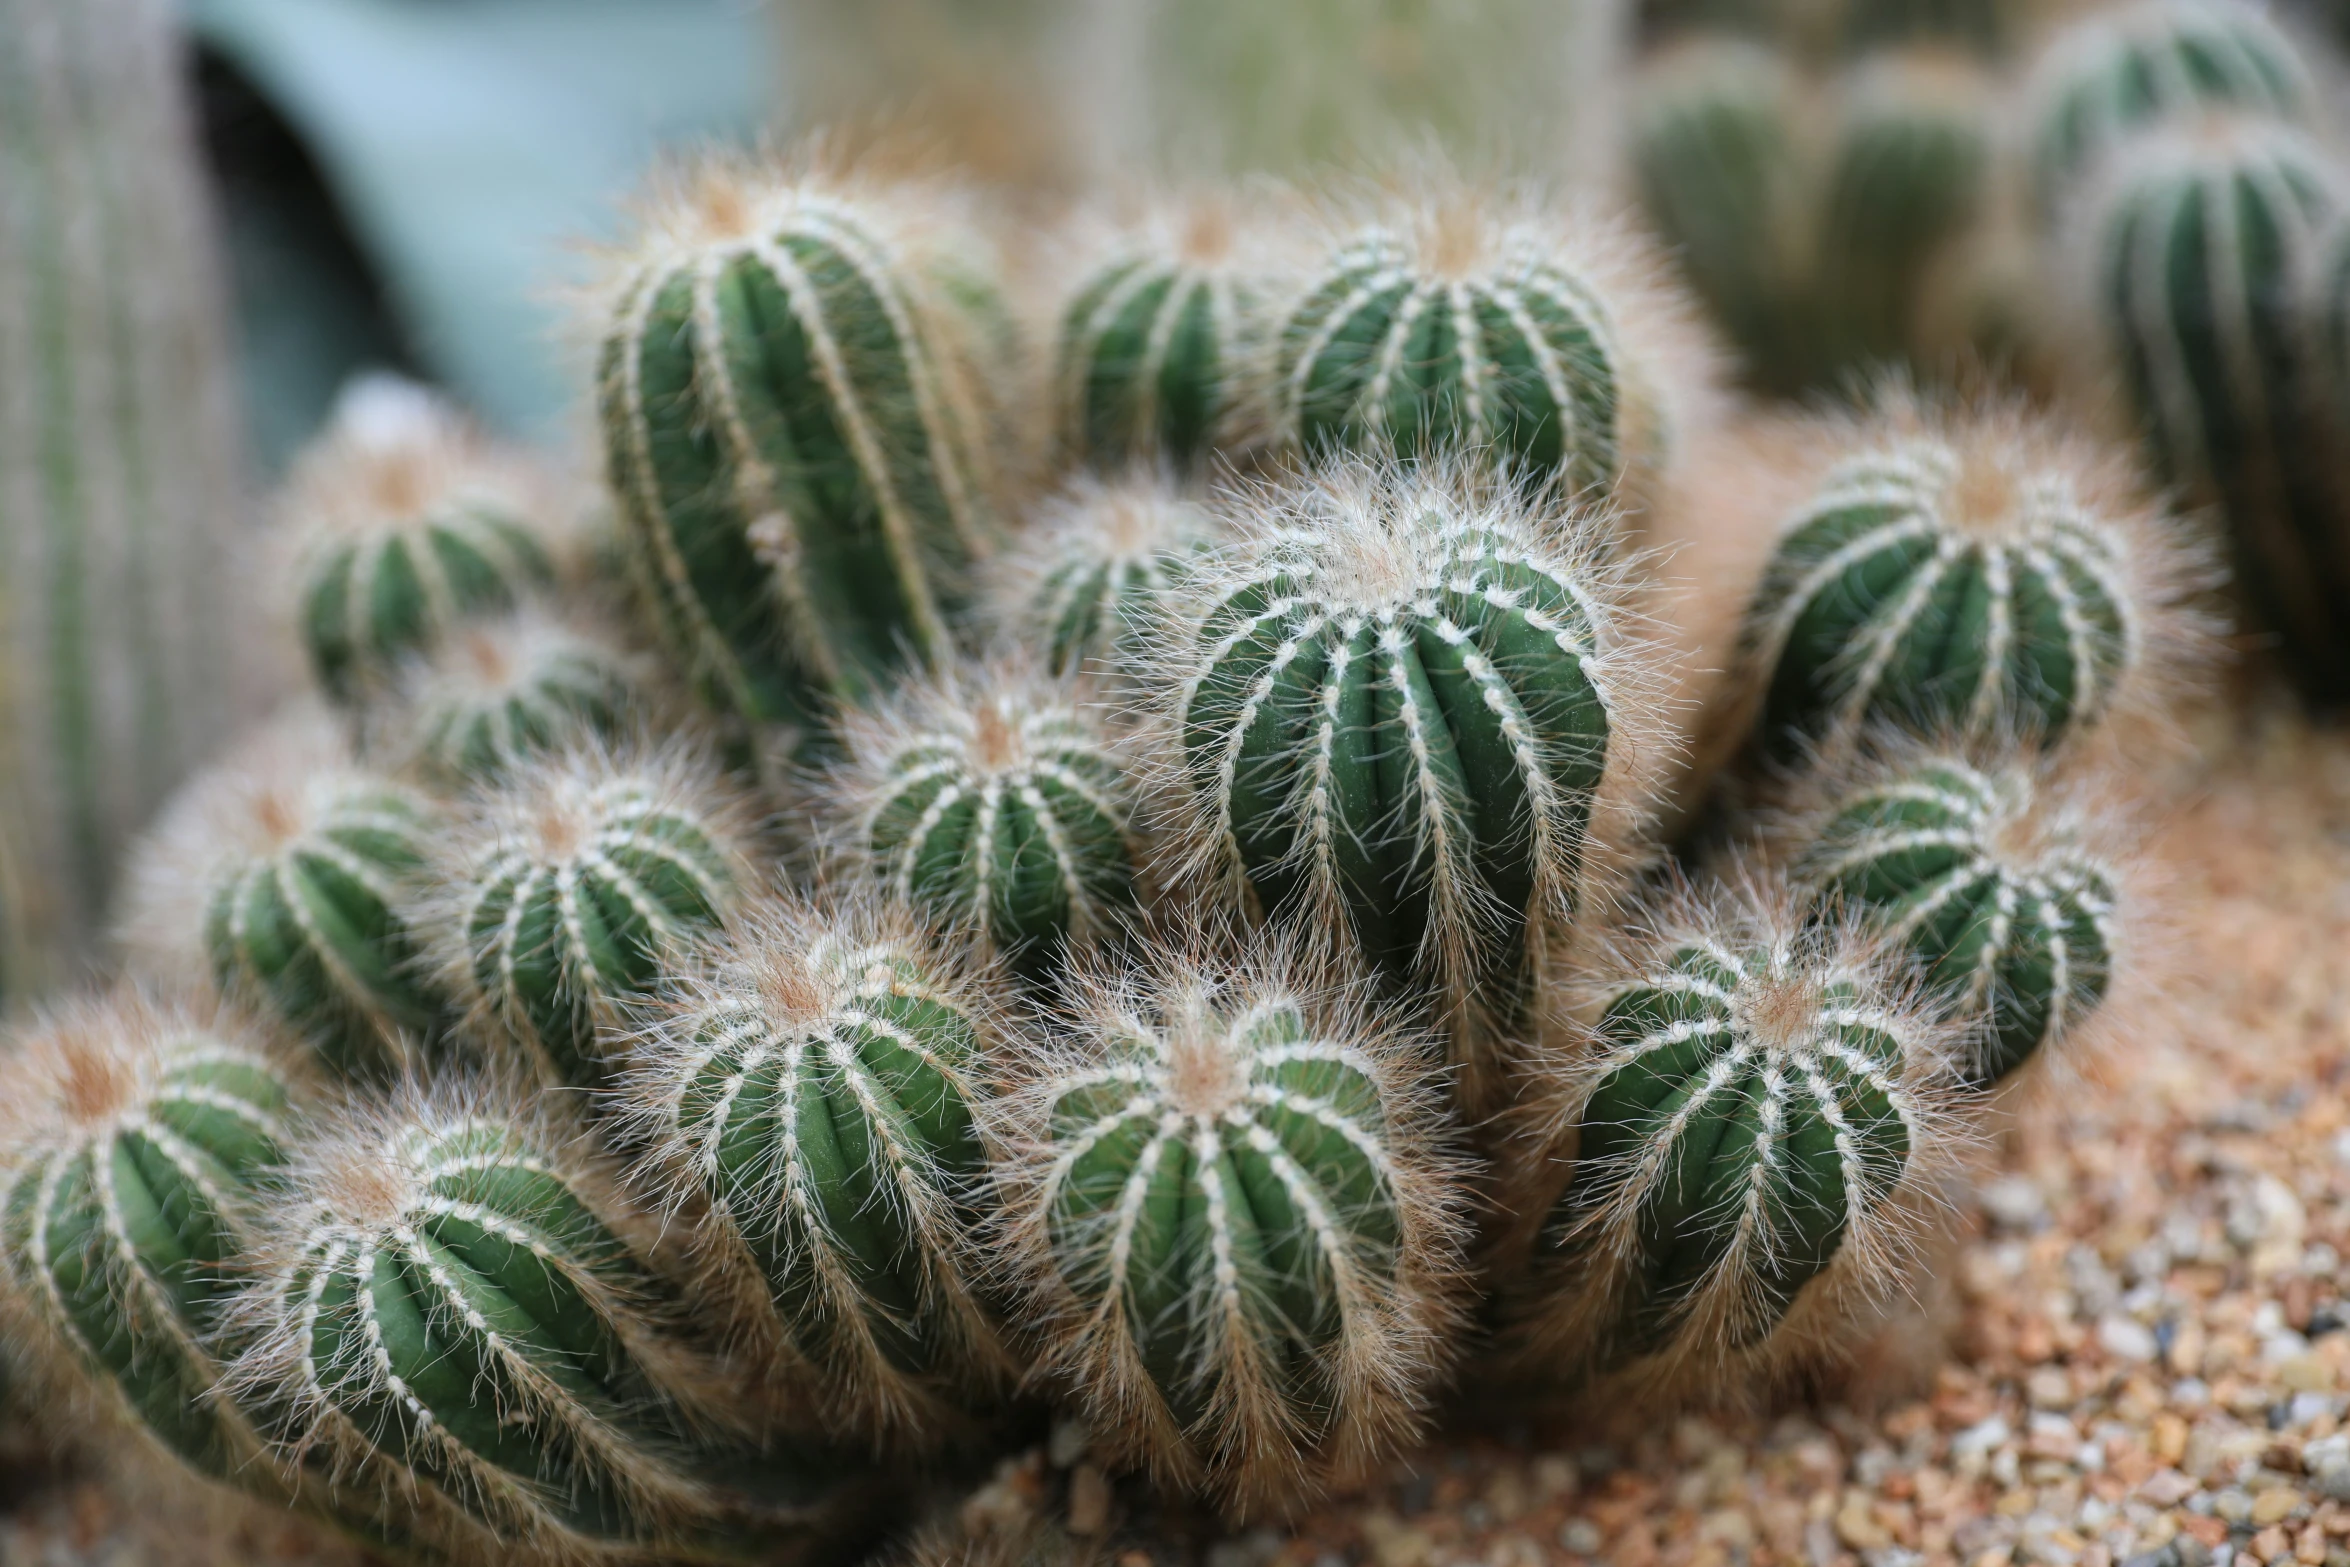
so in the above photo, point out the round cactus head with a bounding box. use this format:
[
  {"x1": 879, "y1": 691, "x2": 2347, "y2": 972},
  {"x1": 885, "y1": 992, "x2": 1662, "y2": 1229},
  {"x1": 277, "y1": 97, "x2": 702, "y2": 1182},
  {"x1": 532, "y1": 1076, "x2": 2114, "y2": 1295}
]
[
  {"x1": 421, "y1": 740, "x2": 756, "y2": 1091},
  {"x1": 594, "y1": 144, "x2": 1004, "y2": 726},
  {"x1": 1739, "y1": 393, "x2": 2199, "y2": 762},
  {"x1": 279, "y1": 376, "x2": 565, "y2": 706},
  {"x1": 1264, "y1": 173, "x2": 1718, "y2": 498},
  {"x1": 1002, "y1": 934, "x2": 1465, "y2": 1514},
  {"x1": 1519, "y1": 870, "x2": 1960, "y2": 1395},
  {"x1": 2027, "y1": 0, "x2": 2313, "y2": 216},
  {"x1": 116, "y1": 712, "x2": 442, "y2": 1080},
  {"x1": 1164, "y1": 457, "x2": 1663, "y2": 1111},
  {"x1": 0, "y1": 991, "x2": 293, "y2": 1478},
  {"x1": 1055, "y1": 189, "x2": 1278, "y2": 471},
  {"x1": 1792, "y1": 748, "x2": 2121, "y2": 1090},
  {"x1": 379, "y1": 606, "x2": 648, "y2": 788},
  {"x1": 828, "y1": 657, "x2": 1140, "y2": 973},
  {"x1": 984, "y1": 469, "x2": 1225, "y2": 686},
  {"x1": 621, "y1": 888, "x2": 1014, "y2": 1444}
]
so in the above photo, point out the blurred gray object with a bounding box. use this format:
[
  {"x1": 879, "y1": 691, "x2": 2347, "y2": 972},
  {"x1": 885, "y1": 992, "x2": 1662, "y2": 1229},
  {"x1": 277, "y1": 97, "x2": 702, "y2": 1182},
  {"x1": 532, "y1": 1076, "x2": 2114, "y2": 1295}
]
[{"x1": 184, "y1": 0, "x2": 780, "y2": 461}]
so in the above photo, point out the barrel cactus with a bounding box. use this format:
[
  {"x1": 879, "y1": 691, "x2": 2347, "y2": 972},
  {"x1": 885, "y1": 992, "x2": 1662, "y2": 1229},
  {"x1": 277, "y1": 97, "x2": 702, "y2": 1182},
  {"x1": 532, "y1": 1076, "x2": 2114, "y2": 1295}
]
[
  {"x1": 1512, "y1": 871, "x2": 1955, "y2": 1395},
  {"x1": 422, "y1": 742, "x2": 755, "y2": 1091},
  {"x1": 281, "y1": 376, "x2": 564, "y2": 707},
  {"x1": 984, "y1": 471, "x2": 1225, "y2": 686},
  {"x1": 1793, "y1": 751, "x2": 2119, "y2": 1089},
  {"x1": 2081, "y1": 119, "x2": 2350, "y2": 704},
  {"x1": 622, "y1": 890, "x2": 1013, "y2": 1443},
  {"x1": 828, "y1": 659, "x2": 1140, "y2": 971},
  {"x1": 2027, "y1": 0, "x2": 2313, "y2": 215},
  {"x1": 117, "y1": 715, "x2": 441, "y2": 1079},
  {"x1": 1164, "y1": 458, "x2": 1658, "y2": 1110},
  {"x1": 1055, "y1": 192, "x2": 1272, "y2": 471},
  {"x1": 382, "y1": 607, "x2": 646, "y2": 787},
  {"x1": 999, "y1": 938, "x2": 1464, "y2": 1513},
  {"x1": 594, "y1": 148, "x2": 1003, "y2": 728}
]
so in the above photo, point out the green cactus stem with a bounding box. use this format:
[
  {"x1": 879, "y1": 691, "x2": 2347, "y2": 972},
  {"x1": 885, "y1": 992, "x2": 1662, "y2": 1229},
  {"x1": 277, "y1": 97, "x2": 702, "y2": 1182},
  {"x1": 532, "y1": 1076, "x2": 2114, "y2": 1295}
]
[{"x1": 385, "y1": 607, "x2": 645, "y2": 788}]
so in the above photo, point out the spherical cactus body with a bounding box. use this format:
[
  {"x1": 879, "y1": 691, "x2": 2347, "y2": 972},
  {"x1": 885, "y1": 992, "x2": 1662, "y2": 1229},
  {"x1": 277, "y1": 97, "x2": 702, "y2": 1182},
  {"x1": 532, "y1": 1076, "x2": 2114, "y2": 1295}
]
[
  {"x1": 626, "y1": 893, "x2": 1011, "y2": 1442},
  {"x1": 1168, "y1": 461, "x2": 1650, "y2": 1109},
  {"x1": 832, "y1": 661, "x2": 1138, "y2": 971},
  {"x1": 119, "y1": 718, "x2": 441, "y2": 1079},
  {"x1": 2086, "y1": 121, "x2": 2350, "y2": 703},
  {"x1": 1056, "y1": 196, "x2": 1265, "y2": 471},
  {"x1": 388, "y1": 609, "x2": 645, "y2": 787},
  {"x1": 1796, "y1": 754, "x2": 2116, "y2": 1088},
  {"x1": 425, "y1": 744, "x2": 754, "y2": 1090},
  {"x1": 2028, "y1": 0, "x2": 2312, "y2": 215},
  {"x1": 1003, "y1": 941, "x2": 1462, "y2": 1513},
  {"x1": 986, "y1": 472, "x2": 1224, "y2": 686},
  {"x1": 595, "y1": 153, "x2": 1001, "y2": 728},
  {"x1": 284, "y1": 377, "x2": 563, "y2": 706}
]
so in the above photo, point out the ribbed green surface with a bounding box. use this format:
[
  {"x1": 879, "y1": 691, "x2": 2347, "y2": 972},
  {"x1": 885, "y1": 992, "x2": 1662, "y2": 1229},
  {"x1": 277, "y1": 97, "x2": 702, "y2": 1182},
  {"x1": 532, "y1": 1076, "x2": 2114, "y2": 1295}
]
[
  {"x1": 597, "y1": 193, "x2": 993, "y2": 724},
  {"x1": 405, "y1": 622, "x2": 637, "y2": 788},
  {"x1": 2093, "y1": 127, "x2": 2350, "y2": 702},
  {"x1": 0, "y1": 1026, "x2": 286, "y2": 1477},
  {"x1": 1801, "y1": 758, "x2": 2115, "y2": 1087},
  {"x1": 1547, "y1": 940, "x2": 1914, "y2": 1358},
  {"x1": 202, "y1": 780, "x2": 438, "y2": 1079},
  {"x1": 1057, "y1": 252, "x2": 1253, "y2": 470},
  {"x1": 1745, "y1": 439, "x2": 2133, "y2": 756},
  {"x1": 454, "y1": 774, "x2": 738, "y2": 1089},
  {"x1": 1031, "y1": 535, "x2": 1204, "y2": 683},
  {"x1": 1040, "y1": 994, "x2": 1399, "y2": 1432},
  {"x1": 1270, "y1": 230, "x2": 1625, "y2": 491}
]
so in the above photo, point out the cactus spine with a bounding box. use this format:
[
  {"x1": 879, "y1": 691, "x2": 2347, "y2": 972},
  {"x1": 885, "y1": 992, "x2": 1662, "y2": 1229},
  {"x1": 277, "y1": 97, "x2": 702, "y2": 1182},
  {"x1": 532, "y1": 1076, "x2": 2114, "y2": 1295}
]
[
  {"x1": 625, "y1": 892, "x2": 1011, "y2": 1441},
  {"x1": 595, "y1": 152, "x2": 1001, "y2": 728},
  {"x1": 285, "y1": 378, "x2": 563, "y2": 707},
  {"x1": 1002, "y1": 939, "x2": 1462, "y2": 1513},
  {"x1": 118, "y1": 718, "x2": 441, "y2": 1079},
  {"x1": 426, "y1": 743, "x2": 754, "y2": 1091},
  {"x1": 1168, "y1": 460, "x2": 1650, "y2": 1109},
  {"x1": 387, "y1": 608, "x2": 645, "y2": 788},
  {"x1": 832, "y1": 660, "x2": 1138, "y2": 970},
  {"x1": 1795, "y1": 754, "x2": 2117, "y2": 1088},
  {"x1": 2085, "y1": 121, "x2": 2350, "y2": 703},
  {"x1": 986, "y1": 472, "x2": 1224, "y2": 686}
]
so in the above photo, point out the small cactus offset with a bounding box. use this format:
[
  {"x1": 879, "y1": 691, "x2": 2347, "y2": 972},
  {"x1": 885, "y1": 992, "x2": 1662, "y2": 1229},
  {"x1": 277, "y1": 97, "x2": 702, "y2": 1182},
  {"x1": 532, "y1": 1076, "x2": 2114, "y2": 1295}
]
[
  {"x1": 999, "y1": 935, "x2": 1465, "y2": 1514},
  {"x1": 623, "y1": 890, "x2": 1014, "y2": 1443},
  {"x1": 828, "y1": 658, "x2": 1140, "y2": 971},
  {"x1": 985, "y1": 471, "x2": 1225, "y2": 686},
  {"x1": 1264, "y1": 176, "x2": 1715, "y2": 498},
  {"x1": 1509, "y1": 870, "x2": 1958, "y2": 1398},
  {"x1": 1164, "y1": 458, "x2": 1661, "y2": 1110},
  {"x1": 421, "y1": 742, "x2": 756, "y2": 1091},
  {"x1": 2081, "y1": 120, "x2": 2350, "y2": 703},
  {"x1": 117, "y1": 716, "x2": 442, "y2": 1080},
  {"x1": 595, "y1": 147, "x2": 1004, "y2": 728},
  {"x1": 381, "y1": 607, "x2": 648, "y2": 787},
  {"x1": 282, "y1": 377, "x2": 565, "y2": 707},
  {"x1": 1054, "y1": 193, "x2": 1272, "y2": 472},
  {"x1": 1791, "y1": 750, "x2": 2119, "y2": 1089},
  {"x1": 2027, "y1": 0, "x2": 2313, "y2": 215}
]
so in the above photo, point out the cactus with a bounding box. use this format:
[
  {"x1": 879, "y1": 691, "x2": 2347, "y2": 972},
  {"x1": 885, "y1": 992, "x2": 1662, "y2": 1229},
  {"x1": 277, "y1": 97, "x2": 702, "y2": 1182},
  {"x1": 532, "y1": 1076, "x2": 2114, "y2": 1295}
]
[
  {"x1": 382, "y1": 607, "x2": 646, "y2": 788},
  {"x1": 117, "y1": 715, "x2": 441, "y2": 1079},
  {"x1": 2085, "y1": 120, "x2": 2350, "y2": 704},
  {"x1": 2027, "y1": 0, "x2": 2313, "y2": 216},
  {"x1": 623, "y1": 890, "x2": 1012, "y2": 1443},
  {"x1": 1513, "y1": 871, "x2": 1955, "y2": 1394},
  {"x1": 830, "y1": 659, "x2": 1139, "y2": 971},
  {"x1": 1055, "y1": 195, "x2": 1268, "y2": 471},
  {"x1": 283, "y1": 377, "x2": 564, "y2": 707},
  {"x1": 595, "y1": 149, "x2": 1003, "y2": 729},
  {"x1": 1264, "y1": 179, "x2": 1707, "y2": 498},
  {"x1": 999, "y1": 936, "x2": 1464, "y2": 1514},
  {"x1": 1739, "y1": 405, "x2": 2163, "y2": 761},
  {"x1": 422, "y1": 742, "x2": 754, "y2": 1091},
  {"x1": 985, "y1": 471, "x2": 1225, "y2": 686},
  {"x1": 1165, "y1": 459, "x2": 1657, "y2": 1111}
]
